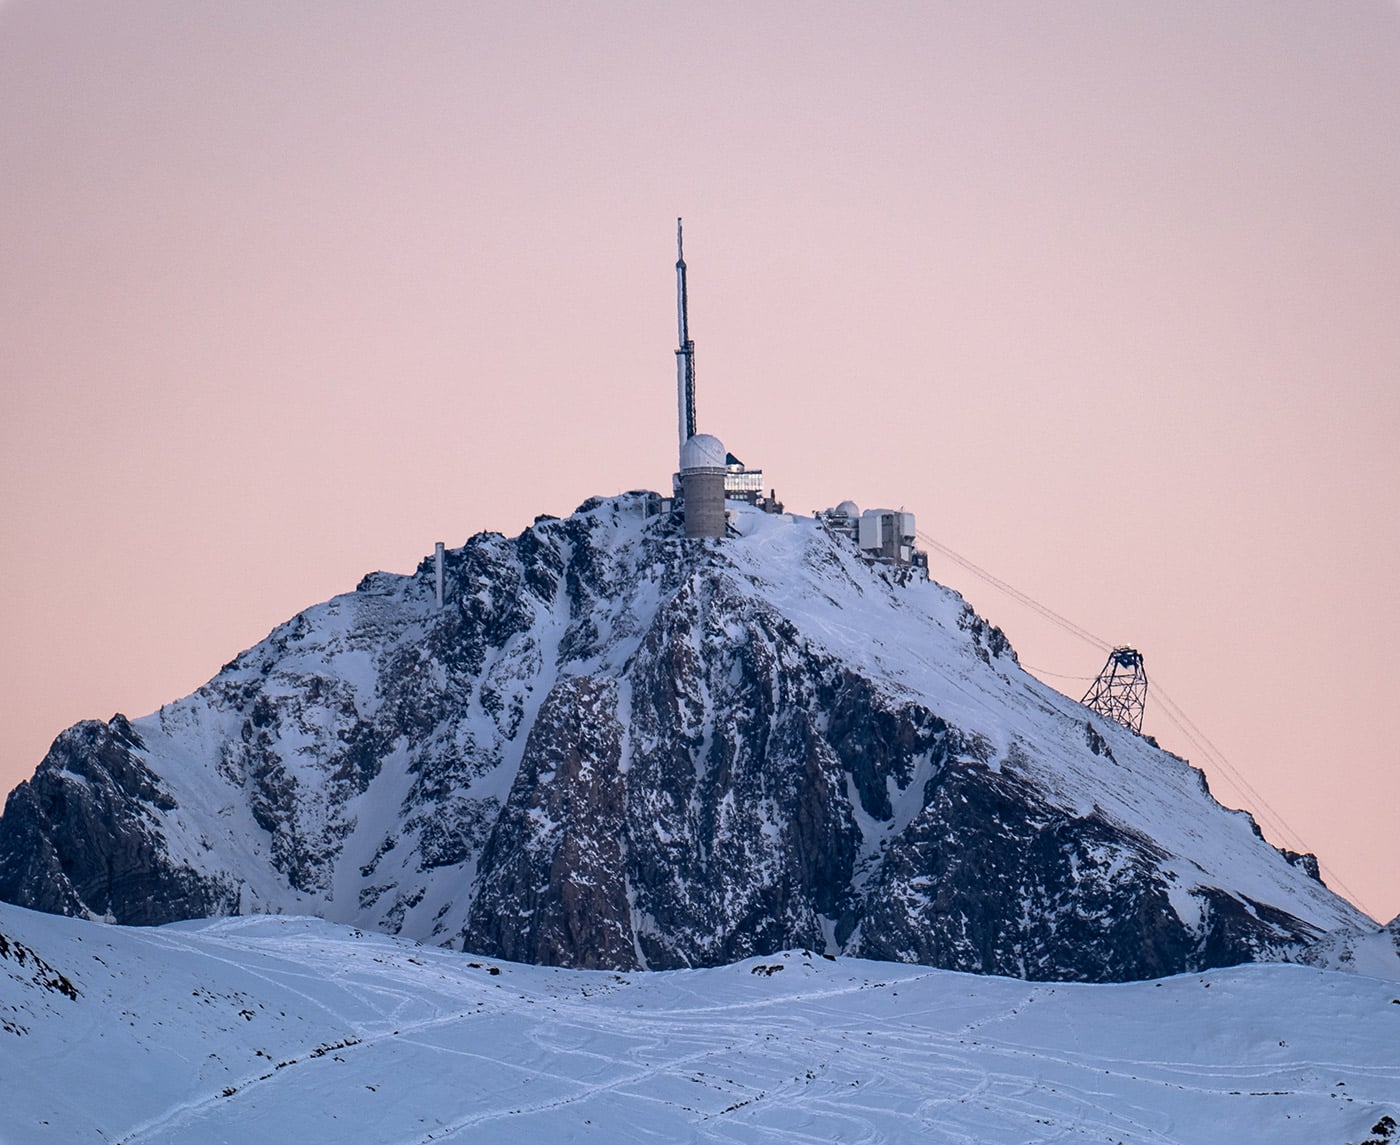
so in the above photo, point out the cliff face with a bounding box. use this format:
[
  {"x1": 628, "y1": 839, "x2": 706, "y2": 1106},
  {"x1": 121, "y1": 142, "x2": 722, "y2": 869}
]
[
  {"x1": 0, "y1": 494, "x2": 1370, "y2": 980},
  {"x1": 0, "y1": 716, "x2": 230, "y2": 926}
]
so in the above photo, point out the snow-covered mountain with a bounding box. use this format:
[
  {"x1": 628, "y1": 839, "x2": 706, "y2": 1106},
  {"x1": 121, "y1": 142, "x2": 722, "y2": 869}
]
[
  {"x1": 1, "y1": 902, "x2": 1397, "y2": 1144},
  {"x1": 0, "y1": 493, "x2": 1379, "y2": 979}
]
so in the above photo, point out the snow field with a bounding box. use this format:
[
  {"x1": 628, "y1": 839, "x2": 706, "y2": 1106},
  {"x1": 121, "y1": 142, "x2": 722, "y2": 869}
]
[{"x1": 3, "y1": 905, "x2": 1397, "y2": 1144}]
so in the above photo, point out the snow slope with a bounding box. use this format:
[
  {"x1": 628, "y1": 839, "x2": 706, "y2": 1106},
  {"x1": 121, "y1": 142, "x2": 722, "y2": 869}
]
[{"x1": 2, "y1": 903, "x2": 1397, "y2": 1144}]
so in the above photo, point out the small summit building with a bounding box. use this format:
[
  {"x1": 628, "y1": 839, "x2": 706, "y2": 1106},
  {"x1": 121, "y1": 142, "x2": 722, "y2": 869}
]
[
  {"x1": 817, "y1": 501, "x2": 928, "y2": 572},
  {"x1": 678, "y1": 432, "x2": 727, "y2": 539}
]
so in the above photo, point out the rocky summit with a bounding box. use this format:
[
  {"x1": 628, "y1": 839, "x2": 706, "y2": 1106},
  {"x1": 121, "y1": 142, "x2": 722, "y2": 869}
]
[{"x1": 0, "y1": 494, "x2": 1373, "y2": 980}]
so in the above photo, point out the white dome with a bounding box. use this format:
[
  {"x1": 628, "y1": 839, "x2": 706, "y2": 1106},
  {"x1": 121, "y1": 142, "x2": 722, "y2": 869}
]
[
  {"x1": 680, "y1": 433, "x2": 727, "y2": 472},
  {"x1": 836, "y1": 500, "x2": 860, "y2": 517}
]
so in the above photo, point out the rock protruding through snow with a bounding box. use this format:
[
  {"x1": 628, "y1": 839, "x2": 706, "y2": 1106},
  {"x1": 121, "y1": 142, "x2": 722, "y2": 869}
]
[{"x1": 0, "y1": 494, "x2": 1374, "y2": 980}]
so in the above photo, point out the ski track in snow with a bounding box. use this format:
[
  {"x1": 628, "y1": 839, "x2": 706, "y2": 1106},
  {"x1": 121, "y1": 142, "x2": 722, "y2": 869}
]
[{"x1": 3, "y1": 907, "x2": 1397, "y2": 1145}]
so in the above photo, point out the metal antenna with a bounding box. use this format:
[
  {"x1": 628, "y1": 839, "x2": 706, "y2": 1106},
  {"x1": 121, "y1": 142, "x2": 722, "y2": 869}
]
[
  {"x1": 675, "y1": 218, "x2": 697, "y2": 454},
  {"x1": 1082, "y1": 647, "x2": 1149, "y2": 733}
]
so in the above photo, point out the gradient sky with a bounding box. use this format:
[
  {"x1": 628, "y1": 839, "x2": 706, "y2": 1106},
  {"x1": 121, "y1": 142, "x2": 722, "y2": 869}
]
[{"x1": 2, "y1": 2, "x2": 1397, "y2": 922}]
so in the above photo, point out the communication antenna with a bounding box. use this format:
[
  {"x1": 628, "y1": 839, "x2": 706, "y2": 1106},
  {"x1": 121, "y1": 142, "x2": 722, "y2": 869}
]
[
  {"x1": 1082, "y1": 647, "x2": 1149, "y2": 733},
  {"x1": 675, "y1": 218, "x2": 697, "y2": 455}
]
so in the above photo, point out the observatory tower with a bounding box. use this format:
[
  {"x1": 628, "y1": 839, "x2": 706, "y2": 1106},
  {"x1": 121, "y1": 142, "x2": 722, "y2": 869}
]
[
  {"x1": 679, "y1": 433, "x2": 728, "y2": 538},
  {"x1": 673, "y1": 218, "x2": 726, "y2": 539}
]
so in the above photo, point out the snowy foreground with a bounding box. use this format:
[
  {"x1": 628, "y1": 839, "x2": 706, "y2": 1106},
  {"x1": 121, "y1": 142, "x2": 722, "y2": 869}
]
[{"x1": 3, "y1": 906, "x2": 1397, "y2": 1144}]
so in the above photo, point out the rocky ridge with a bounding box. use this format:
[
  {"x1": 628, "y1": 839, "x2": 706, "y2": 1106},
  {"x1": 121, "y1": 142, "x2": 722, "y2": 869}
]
[{"x1": 0, "y1": 493, "x2": 1376, "y2": 980}]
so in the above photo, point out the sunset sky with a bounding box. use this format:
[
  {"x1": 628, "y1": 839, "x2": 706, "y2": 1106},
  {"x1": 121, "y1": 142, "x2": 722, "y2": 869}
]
[{"x1": 2, "y1": 2, "x2": 1397, "y2": 922}]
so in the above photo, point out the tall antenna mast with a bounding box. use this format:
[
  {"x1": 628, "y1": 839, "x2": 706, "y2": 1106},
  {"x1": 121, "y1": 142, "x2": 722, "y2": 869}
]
[{"x1": 675, "y1": 217, "x2": 697, "y2": 455}]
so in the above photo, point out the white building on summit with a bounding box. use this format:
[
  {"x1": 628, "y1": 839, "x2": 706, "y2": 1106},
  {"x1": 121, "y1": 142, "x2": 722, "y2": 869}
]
[
  {"x1": 816, "y1": 501, "x2": 928, "y2": 572},
  {"x1": 679, "y1": 433, "x2": 727, "y2": 539}
]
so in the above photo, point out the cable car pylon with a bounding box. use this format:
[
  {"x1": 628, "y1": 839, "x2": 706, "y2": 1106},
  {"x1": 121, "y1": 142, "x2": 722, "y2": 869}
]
[{"x1": 1081, "y1": 647, "x2": 1148, "y2": 733}]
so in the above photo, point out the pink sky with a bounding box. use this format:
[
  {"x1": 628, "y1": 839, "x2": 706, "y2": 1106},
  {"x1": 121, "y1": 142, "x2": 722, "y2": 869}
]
[{"x1": 2, "y1": 2, "x2": 1397, "y2": 922}]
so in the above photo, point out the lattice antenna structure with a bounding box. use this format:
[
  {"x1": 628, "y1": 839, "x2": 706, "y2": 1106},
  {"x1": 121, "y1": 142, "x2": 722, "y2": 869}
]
[
  {"x1": 675, "y1": 217, "x2": 698, "y2": 454},
  {"x1": 1081, "y1": 647, "x2": 1148, "y2": 733}
]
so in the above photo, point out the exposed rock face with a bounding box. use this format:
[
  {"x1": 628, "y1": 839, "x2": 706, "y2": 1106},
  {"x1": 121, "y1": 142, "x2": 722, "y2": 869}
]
[
  {"x1": 465, "y1": 675, "x2": 633, "y2": 968},
  {"x1": 0, "y1": 717, "x2": 234, "y2": 925},
  {"x1": 0, "y1": 493, "x2": 1369, "y2": 980}
]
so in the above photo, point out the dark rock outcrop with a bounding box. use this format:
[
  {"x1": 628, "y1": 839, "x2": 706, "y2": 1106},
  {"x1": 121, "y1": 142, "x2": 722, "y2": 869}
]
[
  {"x1": 0, "y1": 717, "x2": 235, "y2": 925},
  {"x1": 464, "y1": 675, "x2": 633, "y2": 968}
]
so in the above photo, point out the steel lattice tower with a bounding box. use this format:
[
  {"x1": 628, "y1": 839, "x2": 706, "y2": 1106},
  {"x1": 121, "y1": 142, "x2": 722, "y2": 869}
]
[
  {"x1": 675, "y1": 218, "x2": 697, "y2": 453},
  {"x1": 1081, "y1": 647, "x2": 1148, "y2": 733}
]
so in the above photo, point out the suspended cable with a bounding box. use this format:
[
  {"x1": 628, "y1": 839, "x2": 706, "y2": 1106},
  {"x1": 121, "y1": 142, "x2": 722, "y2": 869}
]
[
  {"x1": 1152, "y1": 687, "x2": 1279, "y2": 830},
  {"x1": 1150, "y1": 681, "x2": 1372, "y2": 914},
  {"x1": 916, "y1": 531, "x2": 1112, "y2": 652},
  {"x1": 1018, "y1": 664, "x2": 1097, "y2": 682},
  {"x1": 915, "y1": 529, "x2": 1375, "y2": 918}
]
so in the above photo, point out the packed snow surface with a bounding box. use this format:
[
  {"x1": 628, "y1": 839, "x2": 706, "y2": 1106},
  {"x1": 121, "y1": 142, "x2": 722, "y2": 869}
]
[{"x1": 2, "y1": 904, "x2": 1396, "y2": 1144}]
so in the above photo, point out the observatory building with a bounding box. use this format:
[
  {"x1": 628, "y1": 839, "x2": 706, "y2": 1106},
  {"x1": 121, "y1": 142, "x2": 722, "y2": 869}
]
[
  {"x1": 678, "y1": 432, "x2": 728, "y2": 538},
  {"x1": 664, "y1": 221, "x2": 921, "y2": 567},
  {"x1": 817, "y1": 502, "x2": 928, "y2": 572},
  {"x1": 670, "y1": 219, "x2": 725, "y2": 539},
  {"x1": 669, "y1": 219, "x2": 781, "y2": 538}
]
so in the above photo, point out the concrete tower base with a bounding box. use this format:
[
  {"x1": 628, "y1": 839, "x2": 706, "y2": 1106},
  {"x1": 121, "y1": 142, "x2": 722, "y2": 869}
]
[
  {"x1": 679, "y1": 433, "x2": 728, "y2": 539},
  {"x1": 682, "y1": 470, "x2": 726, "y2": 538}
]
